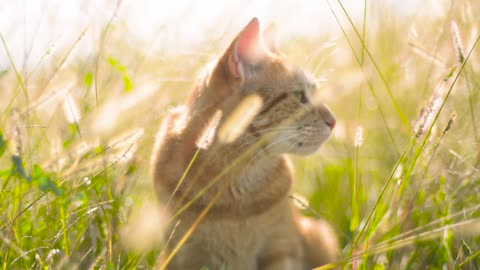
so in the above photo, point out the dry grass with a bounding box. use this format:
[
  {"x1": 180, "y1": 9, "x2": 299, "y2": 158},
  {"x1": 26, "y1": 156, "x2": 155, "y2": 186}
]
[{"x1": 1, "y1": 0, "x2": 479, "y2": 269}]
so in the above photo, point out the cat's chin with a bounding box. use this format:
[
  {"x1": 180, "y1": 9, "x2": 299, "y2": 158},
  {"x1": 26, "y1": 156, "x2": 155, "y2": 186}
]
[
  {"x1": 290, "y1": 148, "x2": 320, "y2": 156},
  {"x1": 288, "y1": 141, "x2": 325, "y2": 156}
]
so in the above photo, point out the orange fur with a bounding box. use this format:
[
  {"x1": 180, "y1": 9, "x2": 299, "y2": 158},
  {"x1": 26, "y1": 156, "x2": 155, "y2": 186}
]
[{"x1": 151, "y1": 18, "x2": 338, "y2": 270}]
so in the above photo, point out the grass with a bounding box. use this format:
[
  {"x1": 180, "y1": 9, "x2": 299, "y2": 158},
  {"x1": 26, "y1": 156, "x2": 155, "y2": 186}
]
[{"x1": 1, "y1": 0, "x2": 480, "y2": 269}]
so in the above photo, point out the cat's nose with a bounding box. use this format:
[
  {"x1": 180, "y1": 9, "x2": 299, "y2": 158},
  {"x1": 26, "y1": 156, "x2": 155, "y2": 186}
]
[
  {"x1": 316, "y1": 104, "x2": 336, "y2": 129},
  {"x1": 325, "y1": 117, "x2": 336, "y2": 129}
]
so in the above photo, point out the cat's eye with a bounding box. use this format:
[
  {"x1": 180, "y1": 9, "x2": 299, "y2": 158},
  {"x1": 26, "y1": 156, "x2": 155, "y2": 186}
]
[{"x1": 292, "y1": 91, "x2": 308, "y2": 104}]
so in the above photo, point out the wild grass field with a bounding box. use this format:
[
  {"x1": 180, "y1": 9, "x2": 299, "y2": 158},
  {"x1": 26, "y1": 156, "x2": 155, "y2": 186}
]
[{"x1": 1, "y1": 0, "x2": 479, "y2": 269}]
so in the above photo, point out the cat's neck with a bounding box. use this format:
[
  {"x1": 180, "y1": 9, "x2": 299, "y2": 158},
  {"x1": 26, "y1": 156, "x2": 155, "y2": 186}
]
[
  {"x1": 170, "y1": 75, "x2": 294, "y2": 219},
  {"x1": 228, "y1": 154, "x2": 285, "y2": 199},
  {"x1": 209, "y1": 132, "x2": 281, "y2": 175},
  {"x1": 206, "y1": 155, "x2": 292, "y2": 220},
  {"x1": 191, "y1": 145, "x2": 293, "y2": 219}
]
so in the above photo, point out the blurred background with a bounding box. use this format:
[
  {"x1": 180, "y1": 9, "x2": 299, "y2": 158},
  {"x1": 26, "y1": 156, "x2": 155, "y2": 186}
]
[
  {"x1": 0, "y1": 0, "x2": 479, "y2": 269},
  {"x1": 0, "y1": 0, "x2": 444, "y2": 68}
]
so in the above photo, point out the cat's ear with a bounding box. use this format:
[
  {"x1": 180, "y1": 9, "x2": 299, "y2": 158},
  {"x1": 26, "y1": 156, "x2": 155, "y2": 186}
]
[
  {"x1": 227, "y1": 17, "x2": 264, "y2": 82},
  {"x1": 263, "y1": 22, "x2": 280, "y2": 54}
]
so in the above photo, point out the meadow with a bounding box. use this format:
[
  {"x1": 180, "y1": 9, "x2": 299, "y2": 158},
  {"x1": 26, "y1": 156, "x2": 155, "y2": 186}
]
[{"x1": 1, "y1": 0, "x2": 479, "y2": 269}]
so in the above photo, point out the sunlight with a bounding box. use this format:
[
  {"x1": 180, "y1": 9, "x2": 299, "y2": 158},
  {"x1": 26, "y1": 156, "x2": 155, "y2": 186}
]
[
  {"x1": 1, "y1": 0, "x2": 478, "y2": 269},
  {"x1": 0, "y1": 0, "x2": 443, "y2": 70}
]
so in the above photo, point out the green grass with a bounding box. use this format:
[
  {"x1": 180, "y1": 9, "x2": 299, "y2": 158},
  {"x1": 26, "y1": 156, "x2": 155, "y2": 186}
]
[{"x1": 1, "y1": 1, "x2": 480, "y2": 269}]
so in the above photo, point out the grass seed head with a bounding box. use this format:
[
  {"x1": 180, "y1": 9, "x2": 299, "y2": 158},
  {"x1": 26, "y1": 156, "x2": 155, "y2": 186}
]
[
  {"x1": 413, "y1": 75, "x2": 451, "y2": 138},
  {"x1": 110, "y1": 128, "x2": 144, "y2": 150},
  {"x1": 354, "y1": 126, "x2": 363, "y2": 148},
  {"x1": 196, "y1": 110, "x2": 222, "y2": 149},
  {"x1": 450, "y1": 21, "x2": 465, "y2": 64},
  {"x1": 218, "y1": 94, "x2": 263, "y2": 143},
  {"x1": 442, "y1": 113, "x2": 456, "y2": 136},
  {"x1": 7, "y1": 109, "x2": 24, "y2": 156}
]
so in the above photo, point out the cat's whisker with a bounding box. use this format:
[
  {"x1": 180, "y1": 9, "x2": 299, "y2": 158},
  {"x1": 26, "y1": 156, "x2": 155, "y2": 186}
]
[
  {"x1": 229, "y1": 126, "x2": 297, "y2": 145},
  {"x1": 229, "y1": 108, "x2": 317, "y2": 160},
  {"x1": 247, "y1": 136, "x2": 293, "y2": 166},
  {"x1": 246, "y1": 134, "x2": 299, "y2": 169},
  {"x1": 289, "y1": 134, "x2": 308, "y2": 153},
  {"x1": 239, "y1": 124, "x2": 302, "y2": 139},
  {"x1": 222, "y1": 127, "x2": 301, "y2": 158},
  {"x1": 178, "y1": 125, "x2": 299, "y2": 200},
  {"x1": 221, "y1": 126, "x2": 299, "y2": 157}
]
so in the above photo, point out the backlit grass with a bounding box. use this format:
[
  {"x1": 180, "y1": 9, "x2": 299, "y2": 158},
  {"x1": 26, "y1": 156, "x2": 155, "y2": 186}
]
[{"x1": 1, "y1": 1, "x2": 479, "y2": 269}]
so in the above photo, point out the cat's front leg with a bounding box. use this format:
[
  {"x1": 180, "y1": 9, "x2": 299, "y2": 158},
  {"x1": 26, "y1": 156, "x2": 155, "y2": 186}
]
[
  {"x1": 158, "y1": 241, "x2": 223, "y2": 270},
  {"x1": 258, "y1": 237, "x2": 304, "y2": 270},
  {"x1": 258, "y1": 253, "x2": 304, "y2": 270}
]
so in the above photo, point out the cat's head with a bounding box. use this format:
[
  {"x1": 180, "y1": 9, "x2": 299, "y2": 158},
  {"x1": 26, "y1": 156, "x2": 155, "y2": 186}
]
[{"x1": 210, "y1": 18, "x2": 335, "y2": 156}]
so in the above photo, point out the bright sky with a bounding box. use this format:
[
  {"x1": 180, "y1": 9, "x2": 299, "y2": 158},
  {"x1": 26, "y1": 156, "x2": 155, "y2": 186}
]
[{"x1": 0, "y1": 0, "x2": 445, "y2": 70}]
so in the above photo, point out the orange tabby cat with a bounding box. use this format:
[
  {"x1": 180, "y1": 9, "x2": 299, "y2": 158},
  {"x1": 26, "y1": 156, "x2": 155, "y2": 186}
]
[{"x1": 151, "y1": 18, "x2": 338, "y2": 270}]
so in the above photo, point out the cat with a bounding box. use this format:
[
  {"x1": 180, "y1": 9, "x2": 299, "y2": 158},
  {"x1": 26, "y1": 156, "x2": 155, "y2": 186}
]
[{"x1": 151, "y1": 17, "x2": 338, "y2": 270}]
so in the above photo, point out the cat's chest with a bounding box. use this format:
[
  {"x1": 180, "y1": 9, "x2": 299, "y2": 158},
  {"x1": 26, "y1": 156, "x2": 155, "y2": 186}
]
[{"x1": 186, "y1": 197, "x2": 292, "y2": 244}]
